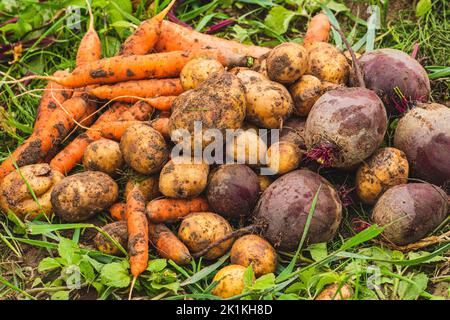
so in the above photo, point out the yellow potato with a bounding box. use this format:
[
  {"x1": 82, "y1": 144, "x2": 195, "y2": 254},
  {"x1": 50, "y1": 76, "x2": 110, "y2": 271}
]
[
  {"x1": 225, "y1": 129, "x2": 267, "y2": 166},
  {"x1": 83, "y1": 139, "x2": 124, "y2": 176},
  {"x1": 180, "y1": 57, "x2": 225, "y2": 90},
  {"x1": 266, "y1": 141, "x2": 302, "y2": 175},
  {"x1": 125, "y1": 174, "x2": 160, "y2": 202},
  {"x1": 257, "y1": 175, "x2": 272, "y2": 192},
  {"x1": 307, "y1": 42, "x2": 350, "y2": 84},
  {"x1": 356, "y1": 147, "x2": 409, "y2": 204},
  {"x1": 289, "y1": 75, "x2": 322, "y2": 116},
  {"x1": 266, "y1": 42, "x2": 308, "y2": 84},
  {"x1": 212, "y1": 265, "x2": 250, "y2": 299},
  {"x1": 94, "y1": 221, "x2": 128, "y2": 256},
  {"x1": 316, "y1": 283, "x2": 352, "y2": 300}
]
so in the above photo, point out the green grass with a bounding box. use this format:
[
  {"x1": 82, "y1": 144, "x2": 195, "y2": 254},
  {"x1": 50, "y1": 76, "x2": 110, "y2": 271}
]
[{"x1": 0, "y1": 0, "x2": 449, "y2": 300}]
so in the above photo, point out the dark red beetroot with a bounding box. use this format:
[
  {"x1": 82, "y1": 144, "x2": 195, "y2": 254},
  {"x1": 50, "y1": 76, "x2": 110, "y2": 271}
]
[
  {"x1": 207, "y1": 164, "x2": 260, "y2": 220},
  {"x1": 394, "y1": 103, "x2": 450, "y2": 186},
  {"x1": 253, "y1": 169, "x2": 342, "y2": 251},
  {"x1": 372, "y1": 183, "x2": 448, "y2": 245},
  {"x1": 279, "y1": 117, "x2": 307, "y2": 149},
  {"x1": 305, "y1": 87, "x2": 387, "y2": 169},
  {"x1": 351, "y1": 48, "x2": 430, "y2": 114}
]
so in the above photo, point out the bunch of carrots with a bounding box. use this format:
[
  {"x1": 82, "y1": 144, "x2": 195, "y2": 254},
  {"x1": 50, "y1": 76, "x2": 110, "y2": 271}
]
[{"x1": 0, "y1": 0, "x2": 330, "y2": 299}]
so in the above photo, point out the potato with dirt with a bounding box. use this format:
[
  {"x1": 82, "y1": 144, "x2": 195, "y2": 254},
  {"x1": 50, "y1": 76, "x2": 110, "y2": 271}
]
[
  {"x1": 266, "y1": 141, "x2": 302, "y2": 175},
  {"x1": 120, "y1": 123, "x2": 169, "y2": 175},
  {"x1": 170, "y1": 72, "x2": 246, "y2": 149},
  {"x1": 307, "y1": 42, "x2": 350, "y2": 84},
  {"x1": 356, "y1": 147, "x2": 409, "y2": 204},
  {"x1": 372, "y1": 183, "x2": 448, "y2": 245},
  {"x1": 305, "y1": 87, "x2": 387, "y2": 169},
  {"x1": 94, "y1": 221, "x2": 128, "y2": 256},
  {"x1": 180, "y1": 57, "x2": 225, "y2": 90},
  {"x1": 225, "y1": 129, "x2": 267, "y2": 166},
  {"x1": 316, "y1": 283, "x2": 352, "y2": 300},
  {"x1": 230, "y1": 235, "x2": 277, "y2": 276},
  {"x1": 178, "y1": 212, "x2": 234, "y2": 260},
  {"x1": 159, "y1": 157, "x2": 209, "y2": 198},
  {"x1": 207, "y1": 164, "x2": 260, "y2": 220},
  {"x1": 83, "y1": 139, "x2": 124, "y2": 176},
  {"x1": 51, "y1": 171, "x2": 119, "y2": 222},
  {"x1": 212, "y1": 265, "x2": 250, "y2": 299},
  {"x1": 289, "y1": 75, "x2": 322, "y2": 116},
  {"x1": 266, "y1": 42, "x2": 308, "y2": 84},
  {"x1": 254, "y1": 169, "x2": 342, "y2": 251},
  {"x1": 257, "y1": 175, "x2": 272, "y2": 192},
  {"x1": 394, "y1": 102, "x2": 450, "y2": 186},
  {"x1": 0, "y1": 164, "x2": 63, "y2": 220},
  {"x1": 125, "y1": 174, "x2": 160, "y2": 202}
]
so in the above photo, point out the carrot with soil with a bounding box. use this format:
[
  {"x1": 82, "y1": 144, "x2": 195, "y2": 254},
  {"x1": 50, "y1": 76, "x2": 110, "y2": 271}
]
[
  {"x1": 76, "y1": 1, "x2": 101, "y2": 66},
  {"x1": 303, "y1": 13, "x2": 331, "y2": 45},
  {"x1": 109, "y1": 203, "x2": 127, "y2": 221},
  {"x1": 149, "y1": 223, "x2": 192, "y2": 265},
  {"x1": 146, "y1": 197, "x2": 210, "y2": 223}
]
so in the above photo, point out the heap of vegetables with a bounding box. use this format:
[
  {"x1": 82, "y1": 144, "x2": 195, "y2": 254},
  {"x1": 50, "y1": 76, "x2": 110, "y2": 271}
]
[{"x1": 0, "y1": 2, "x2": 448, "y2": 300}]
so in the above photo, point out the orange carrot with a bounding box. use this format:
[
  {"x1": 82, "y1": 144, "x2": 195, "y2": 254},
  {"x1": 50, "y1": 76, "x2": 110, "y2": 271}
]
[
  {"x1": 149, "y1": 223, "x2": 191, "y2": 265},
  {"x1": 303, "y1": 13, "x2": 331, "y2": 45},
  {"x1": 117, "y1": 100, "x2": 153, "y2": 121},
  {"x1": 110, "y1": 203, "x2": 127, "y2": 221},
  {"x1": 100, "y1": 120, "x2": 143, "y2": 140},
  {"x1": 76, "y1": 1, "x2": 101, "y2": 66},
  {"x1": 126, "y1": 184, "x2": 149, "y2": 298},
  {"x1": 120, "y1": 0, "x2": 176, "y2": 56},
  {"x1": 86, "y1": 78, "x2": 183, "y2": 101},
  {"x1": 155, "y1": 20, "x2": 270, "y2": 59},
  {"x1": 146, "y1": 197, "x2": 210, "y2": 223}
]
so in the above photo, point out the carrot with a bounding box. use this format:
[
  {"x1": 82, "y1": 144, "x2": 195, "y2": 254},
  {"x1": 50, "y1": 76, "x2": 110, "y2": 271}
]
[
  {"x1": 100, "y1": 120, "x2": 142, "y2": 140},
  {"x1": 117, "y1": 100, "x2": 153, "y2": 121},
  {"x1": 76, "y1": 1, "x2": 101, "y2": 66},
  {"x1": 0, "y1": 94, "x2": 93, "y2": 179},
  {"x1": 303, "y1": 13, "x2": 331, "y2": 45},
  {"x1": 110, "y1": 202, "x2": 127, "y2": 221},
  {"x1": 86, "y1": 78, "x2": 183, "y2": 101},
  {"x1": 146, "y1": 197, "x2": 210, "y2": 223},
  {"x1": 148, "y1": 223, "x2": 191, "y2": 265},
  {"x1": 49, "y1": 102, "x2": 130, "y2": 174},
  {"x1": 120, "y1": 0, "x2": 176, "y2": 56},
  {"x1": 126, "y1": 184, "x2": 149, "y2": 299}
]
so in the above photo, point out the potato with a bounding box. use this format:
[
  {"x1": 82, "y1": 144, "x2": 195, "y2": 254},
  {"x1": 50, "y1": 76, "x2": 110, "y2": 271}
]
[
  {"x1": 0, "y1": 164, "x2": 63, "y2": 220},
  {"x1": 225, "y1": 129, "x2": 267, "y2": 166},
  {"x1": 356, "y1": 147, "x2": 409, "y2": 204},
  {"x1": 170, "y1": 72, "x2": 246, "y2": 150},
  {"x1": 207, "y1": 164, "x2": 260, "y2": 220},
  {"x1": 94, "y1": 221, "x2": 127, "y2": 256},
  {"x1": 120, "y1": 123, "x2": 169, "y2": 175},
  {"x1": 254, "y1": 170, "x2": 342, "y2": 250},
  {"x1": 307, "y1": 42, "x2": 350, "y2": 84},
  {"x1": 316, "y1": 283, "x2": 352, "y2": 300},
  {"x1": 83, "y1": 139, "x2": 124, "y2": 176},
  {"x1": 279, "y1": 117, "x2": 306, "y2": 148},
  {"x1": 372, "y1": 183, "x2": 448, "y2": 245},
  {"x1": 178, "y1": 212, "x2": 234, "y2": 260},
  {"x1": 289, "y1": 75, "x2": 322, "y2": 116},
  {"x1": 159, "y1": 157, "x2": 209, "y2": 198},
  {"x1": 266, "y1": 141, "x2": 302, "y2": 175},
  {"x1": 230, "y1": 235, "x2": 277, "y2": 276},
  {"x1": 212, "y1": 265, "x2": 249, "y2": 299},
  {"x1": 125, "y1": 174, "x2": 160, "y2": 202},
  {"x1": 180, "y1": 57, "x2": 225, "y2": 90},
  {"x1": 257, "y1": 175, "x2": 272, "y2": 192},
  {"x1": 51, "y1": 171, "x2": 119, "y2": 222},
  {"x1": 266, "y1": 42, "x2": 308, "y2": 84}
]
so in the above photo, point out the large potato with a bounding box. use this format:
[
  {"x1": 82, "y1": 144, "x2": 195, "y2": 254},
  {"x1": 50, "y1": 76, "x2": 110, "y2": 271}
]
[
  {"x1": 225, "y1": 129, "x2": 267, "y2": 166},
  {"x1": 51, "y1": 171, "x2": 119, "y2": 222},
  {"x1": 307, "y1": 42, "x2": 350, "y2": 84},
  {"x1": 289, "y1": 75, "x2": 322, "y2": 116},
  {"x1": 83, "y1": 139, "x2": 124, "y2": 176},
  {"x1": 0, "y1": 164, "x2": 63, "y2": 220},
  {"x1": 211, "y1": 265, "x2": 249, "y2": 299},
  {"x1": 180, "y1": 57, "x2": 225, "y2": 90},
  {"x1": 120, "y1": 123, "x2": 169, "y2": 175},
  {"x1": 94, "y1": 221, "x2": 128, "y2": 256},
  {"x1": 125, "y1": 174, "x2": 160, "y2": 202},
  {"x1": 266, "y1": 42, "x2": 308, "y2": 84},
  {"x1": 159, "y1": 157, "x2": 209, "y2": 198},
  {"x1": 178, "y1": 212, "x2": 234, "y2": 260}
]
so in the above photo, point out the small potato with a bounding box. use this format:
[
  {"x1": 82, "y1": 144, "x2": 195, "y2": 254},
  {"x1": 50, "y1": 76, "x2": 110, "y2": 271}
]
[
  {"x1": 0, "y1": 164, "x2": 63, "y2": 220},
  {"x1": 230, "y1": 235, "x2": 277, "y2": 277},
  {"x1": 266, "y1": 42, "x2": 308, "y2": 84},
  {"x1": 94, "y1": 221, "x2": 128, "y2": 256},
  {"x1": 316, "y1": 283, "x2": 352, "y2": 300},
  {"x1": 83, "y1": 139, "x2": 124, "y2": 176},
  {"x1": 180, "y1": 57, "x2": 225, "y2": 90},
  {"x1": 125, "y1": 174, "x2": 160, "y2": 202},
  {"x1": 120, "y1": 123, "x2": 169, "y2": 175},
  {"x1": 51, "y1": 171, "x2": 119, "y2": 222},
  {"x1": 159, "y1": 157, "x2": 209, "y2": 198},
  {"x1": 178, "y1": 212, "x2": 234, "y2": 260},
  {"x1": 225, "y1": 129, "x2": 267, "y2": 166},
  {"x1": 289, "y1": 75, "x2": 322, "y2": 116},
  {"x1": 307, "y1": 42, "x2": 350, "y2": 84},
  {"x1": 266, "y1": 141, "x2": 302, "y2": 175},
  {"x1": 356, "y1": 147, "x2": 409, "y2": 204},
  {"x1": 211, "y1": 265, "x2": 250, "y2": 299},
  {"x1": 257, "y1": 175, "x2": 272, "y2": 192}
]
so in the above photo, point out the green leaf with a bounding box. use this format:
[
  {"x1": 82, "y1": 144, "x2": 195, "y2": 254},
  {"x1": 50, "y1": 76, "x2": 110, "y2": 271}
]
[
  {"x1": 264, "y1": 6, "x2": 297, "y2": 35},
  {"x1": 51, "y1": 291, "x2": 70, "y2": 300},
  {"x1": 398, "y1": 273, "x2": 428, "y2": 300},
  {"x1": 278, "y1": 293, "x2": 300, "y2": 300},
  {"x1": 252, "y1": 273, "x2": 275, "y2": 291},
  {"x1": 339, "y1": 224, "x2": 384, "y2": 251},
  {"x1": 147, "y1": 259, "x2": 167, "y2": 273},
  {"x1": 58, "y1": 238, "x2": 78, "y2": 264},
  {"x1": 79, "y1": 260, "x2": 96, "y2": 283},
  {"x1": 100, "y1": 262, "x2": 131, "y2": 288},
  {"x1": 326, "y1": 0, "x2": 349, "y2": 13},
  {"x1": 181, "y1": 253, "x2": 229, "y2": 286},
  {"x1": 243, "y1": 265, "x2": 255, "y2": 287},
  {"x1": 416, "y1": 0, "x2": 432, "y2": 17},
  {"x1": 151, "y1": 281, "x2": 180, "y2": 293},
  {"x1": 308, "y1": 243, "x2": 328, "y2": 262},
  {"x1": 38, "y1": 257, "x2": 62, "y2": 272}
]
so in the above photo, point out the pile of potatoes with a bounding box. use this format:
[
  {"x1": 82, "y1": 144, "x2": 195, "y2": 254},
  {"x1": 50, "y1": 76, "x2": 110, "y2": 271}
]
[{"x1": 1, "y1": 39, "x2": 448, "y2": 300}]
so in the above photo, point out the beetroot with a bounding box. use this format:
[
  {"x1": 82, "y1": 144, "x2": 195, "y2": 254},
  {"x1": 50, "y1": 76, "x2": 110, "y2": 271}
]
[
  {"x1": 207, "y1": 164, "x2": 260, "y2": 220},
  {"x1": 394, "y1": 103, "x2": 450, "y2": 186},
  {"x1": 352, "y1": 48, "x2": 430, "y2": 114},
  {"x1": 253, "y1": 169, "x2": 342, "y2": 250},
  {"x1": 372, "y1": 183, "x2": 448, "y2": 245},
  {"x1": 305, "y1": 87, "x2": 387, "y2": 169}
]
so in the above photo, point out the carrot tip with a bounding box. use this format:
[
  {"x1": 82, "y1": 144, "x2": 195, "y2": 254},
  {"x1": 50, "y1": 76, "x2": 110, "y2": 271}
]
[{"x1": 129, "y1": 276, "x2": 138, "y2": 300}]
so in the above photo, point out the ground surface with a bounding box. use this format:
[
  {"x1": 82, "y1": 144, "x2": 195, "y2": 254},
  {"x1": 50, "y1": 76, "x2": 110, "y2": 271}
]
[{"x1": 0, "y1": 0, "x2": 449, "y2": 300}]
